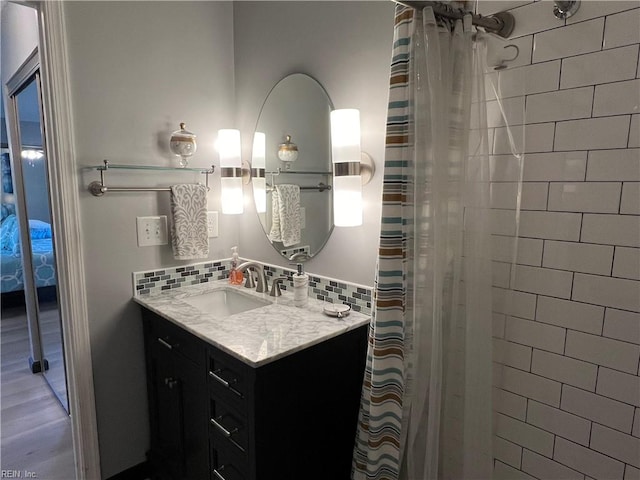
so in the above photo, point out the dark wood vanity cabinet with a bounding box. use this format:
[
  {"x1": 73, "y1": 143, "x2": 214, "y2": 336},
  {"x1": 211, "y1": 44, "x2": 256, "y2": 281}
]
[
  {"x1": 142, "y1": 307, "x2": 368, "y2": 480},
  {"x1": 143, "y1": 309, "x2": 209, "y2": 480}
]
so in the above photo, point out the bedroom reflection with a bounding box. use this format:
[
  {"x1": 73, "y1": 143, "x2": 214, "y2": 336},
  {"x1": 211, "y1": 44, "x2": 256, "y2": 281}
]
[{"x1": 8, "y1": 73, "x2": 68, "y2": 412}]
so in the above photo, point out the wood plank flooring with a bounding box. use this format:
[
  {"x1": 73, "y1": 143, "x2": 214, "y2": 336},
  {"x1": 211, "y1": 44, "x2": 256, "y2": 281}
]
[{"x1": 1, "y1": 306, "x2": 76, "y2": 479}]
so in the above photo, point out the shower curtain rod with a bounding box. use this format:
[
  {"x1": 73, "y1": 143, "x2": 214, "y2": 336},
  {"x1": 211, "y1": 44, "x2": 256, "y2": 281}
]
[{"x1": 393, "y1": 0, "x2": 516, "y2": 38}]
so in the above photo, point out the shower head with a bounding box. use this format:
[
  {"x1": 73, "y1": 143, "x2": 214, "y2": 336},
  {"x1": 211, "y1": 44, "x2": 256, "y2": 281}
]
[{"x1": 553, "y1": 0, "x2": 581, "y2": 20}]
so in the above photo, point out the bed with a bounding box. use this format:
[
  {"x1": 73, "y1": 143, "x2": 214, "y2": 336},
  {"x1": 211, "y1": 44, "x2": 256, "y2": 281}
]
[{"x1": 1, "y1": 214, "x2": 57, "y2": 295}]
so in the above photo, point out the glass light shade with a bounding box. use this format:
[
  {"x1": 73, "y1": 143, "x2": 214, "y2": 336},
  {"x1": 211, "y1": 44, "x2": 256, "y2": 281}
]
[
  {"x1": 218, "y1": 129, "x2": 242, "y2": 168},
  {"x1": 330, "y1": 109, "x2": 360, "y2": 162},
  {"x1": 330, "y1": 109, "x2": 363, "y2": 227},
  {"x1": 253, "y1": 177, "x2": 267, "y2": 213},
  {"x1": 218, "y1": 129, "x2": 243, "y2": 214},
  {"x1": 252, "y1": 132, "x2": 266, "y2": 169},
  {"x1": 333, "y1": 176, "x2": 363, "y2": 227},
  {"x1": 252, "y1": 132, "x2": 267, "y2": 213},
  {"x1": 221, "y1": 177, "x2": 244, "y2": 215}
]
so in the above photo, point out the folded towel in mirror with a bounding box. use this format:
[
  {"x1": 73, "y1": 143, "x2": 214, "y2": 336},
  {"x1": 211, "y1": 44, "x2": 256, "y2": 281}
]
[
  {"x1": 268, "y1": 184, "x2": 301, "y2": 247},
  {"x1": 170, "y1": 184, "x2": 209, "y2": 260}
]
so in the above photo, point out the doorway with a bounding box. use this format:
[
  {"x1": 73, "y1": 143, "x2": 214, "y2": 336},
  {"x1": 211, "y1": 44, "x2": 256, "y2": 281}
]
[
  {"x1": 1, "y1": 47, "x2": 75, "y2": 478},
  {"x1": 1, "y1": 2, "x2": 100, "y2": 477}
]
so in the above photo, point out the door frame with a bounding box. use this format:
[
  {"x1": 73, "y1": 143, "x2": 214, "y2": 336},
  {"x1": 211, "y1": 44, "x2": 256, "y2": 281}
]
[{"x1": 8, "y1": 1, "x2": 102, "y2": 477}]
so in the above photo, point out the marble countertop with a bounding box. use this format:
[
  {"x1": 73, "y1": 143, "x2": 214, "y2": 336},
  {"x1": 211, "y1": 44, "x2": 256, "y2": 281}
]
[{"x1": 133, "y1": 280, "x2": 370, "y2": 367}]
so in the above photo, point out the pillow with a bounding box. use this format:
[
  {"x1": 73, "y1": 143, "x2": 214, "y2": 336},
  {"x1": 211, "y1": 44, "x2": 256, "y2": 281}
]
[
  {"x1": 0, "y1": 216, "x2": 52, "y2": 255},
  {"x1": 0, "y1": 214, "x2": 18, "y2": 251},
  {"x1": 10, "y1": 220, "x2": 52, "y2": 255},
  {"x1": 28, "y1": 219, "x2": 52, "y2": 239},
  {"x1": 11, "y1": 234, "x2": 21, "y2": 256}
]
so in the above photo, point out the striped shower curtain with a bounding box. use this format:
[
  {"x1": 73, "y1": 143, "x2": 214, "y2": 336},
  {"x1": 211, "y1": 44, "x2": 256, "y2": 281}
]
[{"x1": 352, "y1": 5, "x2": 494, "y2": 480}]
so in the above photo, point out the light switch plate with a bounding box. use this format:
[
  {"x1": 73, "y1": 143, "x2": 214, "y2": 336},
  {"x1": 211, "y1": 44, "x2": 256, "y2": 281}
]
[
  {"x1": 207, "y1": 211, "x2": 219, "y2": 238},
  {"x1": 136, "y1": 216, "x2": 168, "y2": 246}
]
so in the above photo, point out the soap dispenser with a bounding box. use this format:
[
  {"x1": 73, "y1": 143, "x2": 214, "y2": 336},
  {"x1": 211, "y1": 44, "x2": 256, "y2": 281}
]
[
  {"x1": 229, "y1": 246, "x2": 244, "y2": 285},
  {"x1": 292, "y1": 263, "x2": 309, "y2": 308}
]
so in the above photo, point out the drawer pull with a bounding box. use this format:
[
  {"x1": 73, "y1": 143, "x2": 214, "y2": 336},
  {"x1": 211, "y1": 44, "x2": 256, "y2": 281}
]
[
  {"x1": 210, "y1": 416, "x2": 238, "y2": 438},
  {"x1": 212, "y1": 466, "x2": 227, "y2": 480},
  {"x1": 209, "y1": 369, "x2": 235, "y2": 387},
  {"x1": 157, "y1": 337, "x2": 174, "y2": 350},
  {"x1": 209, "y1": 369, "x2": 243, "y2": 398}
]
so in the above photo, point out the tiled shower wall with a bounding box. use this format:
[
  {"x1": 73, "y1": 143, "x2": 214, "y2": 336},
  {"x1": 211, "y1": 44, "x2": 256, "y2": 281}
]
[{"x1": 481, "y1": 1, "x2": 640, "y2": 479}]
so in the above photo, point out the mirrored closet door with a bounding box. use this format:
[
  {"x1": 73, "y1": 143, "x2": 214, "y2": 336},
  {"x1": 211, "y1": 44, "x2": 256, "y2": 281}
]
[{"x1": 6, "y1": 49, "x2": 68, "y2": 412}]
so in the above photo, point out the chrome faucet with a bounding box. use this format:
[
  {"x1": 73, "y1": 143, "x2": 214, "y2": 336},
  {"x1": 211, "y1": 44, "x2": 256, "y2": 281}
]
[
  {"x1": 236, "y1": 261, "x2": 268, "y2": 293},
  {"x1": 288, "y1": 251, "x2": 310, "y2": 262}
]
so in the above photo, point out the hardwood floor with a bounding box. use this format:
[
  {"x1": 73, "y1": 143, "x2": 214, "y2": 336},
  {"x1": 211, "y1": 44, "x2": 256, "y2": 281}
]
[{"x1": 1, "y1": 306, "x2": 75, "y2": 479}]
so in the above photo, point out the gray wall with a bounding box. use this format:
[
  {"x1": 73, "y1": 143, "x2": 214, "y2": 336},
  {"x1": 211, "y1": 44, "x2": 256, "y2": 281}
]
[
  {"x1": 234, "y1": 1, "x2": 395, "y2": 286},
  {"x1": 62, "y1": 2, "x2": 236, "y2": 476}
]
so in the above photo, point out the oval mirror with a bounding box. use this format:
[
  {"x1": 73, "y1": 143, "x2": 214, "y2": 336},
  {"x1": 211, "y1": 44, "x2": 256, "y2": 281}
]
[{"x1": 252, "y1": 73, "x2": 334, "y2": 261}]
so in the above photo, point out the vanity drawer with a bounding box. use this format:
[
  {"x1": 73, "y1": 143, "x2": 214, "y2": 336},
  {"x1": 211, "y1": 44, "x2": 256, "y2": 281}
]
[
  {"x1": 209, "y1": 396, "x2": 248, "y2": 454},
  {"x1": 208, "y1": 349, "x2": 248, "y2": 409},
  {"x1": 153, "y1": 315, "x2": 203, "y2": 366},
  {"x1": 210, "y1": 443, "x2": 248, "y2": 480}
]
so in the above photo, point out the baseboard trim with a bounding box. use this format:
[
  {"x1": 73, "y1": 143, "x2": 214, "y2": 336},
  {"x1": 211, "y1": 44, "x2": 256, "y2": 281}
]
[{"x1": 104, "y1": 461, "x2": 151, "y2": 480}]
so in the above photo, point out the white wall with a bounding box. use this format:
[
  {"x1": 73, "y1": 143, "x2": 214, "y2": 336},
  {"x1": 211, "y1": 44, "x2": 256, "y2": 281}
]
[
  {"x1": 0, "y1": 2, "x2": 39, "y2": 89},
  {"x1": 484, "y1": 2, "x2": 640, "y2": 479},
  {"x1": 234, "y1": 1, "x2": 395, "y2": 287},
  {"x1": 62, "y1": 2, "x2": 236, "y2": 476},
  {"x1": 0, "y1": 2, "x2": 39, "y2": 209}
]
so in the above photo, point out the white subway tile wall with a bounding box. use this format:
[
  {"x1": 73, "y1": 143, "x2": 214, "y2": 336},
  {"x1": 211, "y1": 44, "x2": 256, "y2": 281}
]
[
  {"x1": 629, "y1": 114, "x2": 639, "y2": 147},
  {"x1": 488, "y1": 1, "x2": 640, "y2": 477},
  {"x1": 559, "y1": 45, "x2": 639, "y2": 88},
  {"x1": 621, "y1": 183, "x2": 640, "y2": 215},
  {"x1": 625, "y1": 464, "x2": 640, "y2": 480},
  {"x1": 603, "y1": 7, "x2": 640, "y2": 47}
]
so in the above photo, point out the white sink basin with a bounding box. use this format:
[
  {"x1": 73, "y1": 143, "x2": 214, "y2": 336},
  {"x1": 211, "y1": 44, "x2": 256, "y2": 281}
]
[{"x1": 181, "y1": 288, "x2": 271, "y2": 317}]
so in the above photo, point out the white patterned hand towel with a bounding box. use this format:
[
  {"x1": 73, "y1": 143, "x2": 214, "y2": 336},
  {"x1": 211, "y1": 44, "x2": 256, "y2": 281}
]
[
  {"x1": 268, "y1": 184, "x2": 301, "y2": 247},
  {"x1": 170, "y1": 184, "x2": 209, "y2": 260}
]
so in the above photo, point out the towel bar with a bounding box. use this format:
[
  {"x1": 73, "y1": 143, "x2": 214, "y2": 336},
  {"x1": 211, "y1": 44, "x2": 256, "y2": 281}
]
[
  {"x1": 88, "y1": 159, "x2": 215, "y2": 197},
  {"x1": 266, "y1": 183, "x2": 332, "y2": 193}
]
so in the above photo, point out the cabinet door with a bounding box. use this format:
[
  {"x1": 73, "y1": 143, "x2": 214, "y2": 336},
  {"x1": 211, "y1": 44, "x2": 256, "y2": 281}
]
[
  {"x1": 145, "y1": 312, "x2": 208, "y2": 480},
  {"x1": 149, "y1": 338, "x2": 183, "y2": 480}
]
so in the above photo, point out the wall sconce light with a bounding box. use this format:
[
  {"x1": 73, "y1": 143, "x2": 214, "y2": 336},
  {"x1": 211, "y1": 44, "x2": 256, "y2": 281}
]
[
  {"x1": 330, "y1": 109, "x2": 370, "y2": 227},
  {"x1": 252, "y1": 132, "x2": 267, "y2": 213},
  {"x1": 218, "y1": 129, "x2": 244, "y2": 215}
]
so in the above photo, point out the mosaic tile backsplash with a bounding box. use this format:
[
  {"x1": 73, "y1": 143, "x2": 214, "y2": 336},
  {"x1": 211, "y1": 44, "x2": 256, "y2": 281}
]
[{"x1": 133, "y1": 259, "x2": 372, "y2": 315}]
